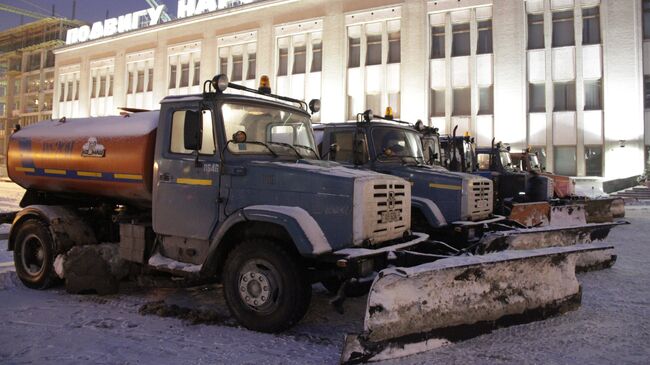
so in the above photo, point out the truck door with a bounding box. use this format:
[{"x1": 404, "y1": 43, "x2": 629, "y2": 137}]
[{"x1": 153, "y1": 107, "x2": 220, "y2": 240}]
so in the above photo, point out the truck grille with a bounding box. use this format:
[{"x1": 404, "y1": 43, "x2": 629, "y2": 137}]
[
  {"x1": 353, "y1": 177, "x2": 411, "y2": 246},
  {"x1": 467, "y1": 179, "x2": 492, "y2": 220}
]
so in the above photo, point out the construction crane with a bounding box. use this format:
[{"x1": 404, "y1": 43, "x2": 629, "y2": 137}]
[
  {"x1": 144, "y1": 0, "x2": 172, "y2": 21},
  {"x1": 0, "y1": 3, "x2": 51, "y2": 20}
]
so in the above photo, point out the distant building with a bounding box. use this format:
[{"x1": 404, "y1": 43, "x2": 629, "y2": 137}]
[
  {"x1": 0, "y1": 17, "x2": 83, "y2": 172},
  {"x1": 32, "y1": 0, "x2": 650, "y2": 179}
]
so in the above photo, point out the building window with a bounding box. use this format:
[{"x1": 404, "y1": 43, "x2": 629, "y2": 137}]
[
  {"x1": 554, "y1": 146, "x2": 577, "y2": 176},
  {"x1": 168, "y1": 45, "x2": 201, "y2": 94},
  {"x1": 452, "y1": 23, "x2": 470, "y2": 57},
  {"x1": 89, "y1": 61, "x2": 115, "y2": 116},
  {"x1": 585, "y1": 145, "x2": 603, "y2": 176},
  {"x1": 582, "y1": 7, "x2": 601, "y2": 45},
  {"x1": 453, "y1": 88, "x2": 471, "y2": 116},
  {"x1": 126, "y1": 54, "x2": 154, "y2": 110},
  {"x1": 552, "y1": 10, "x2": 574, "y2": 47},
  {"x1": 57, "y1": 69, "x2": 80, "y2": 117},
  {"x1": 477, "y1": 20, "x2": 493, "y2": 54},
  {"x1": 366, "y1": 34, "x2": 382, "y2": 66},
  {"x1": 293, "y1": 45, "x2": 307, "y2": 74},
  {"x1": 347, "y1": 19, "x2": 401, "y2": 119},
  {"x1": 311, "y1": 40, "x2": 322, "y2": 72},
  {"x1": 554, "y1": 81, "x2": 576, "y2": 111},
  {"x1": 348, "y1": 35, "x2": 361, "y2": 68},
  {"x1": 388, "y1": 29, "x2": 401, "y2": 64},
  {"x1": 430, "y1": 89, "x2": 445, "y2": 117},
  {"x1": 231, "y1": 55, "x2": 243, "y2": 82},
  {"x1": 27, "y1": 53, "x2": 41, "y2": 72},
  {"x1": 645, "y1": 75, "x2": 650, "y2": 109},
  {"x1": 643, "y1": 0, "x2": 650, "y2": 39},
  {"x1": 528, "y1": 13, "x2": 545, "y2": 50},
  {"x1": 431, "y1": 26, "x2": 445, "y2": 59},
  {"x1": 478, "y1": 86, "x2": 493, "y2": 115},
  {"x1": 278, "y1": 46, "x2": 288, "y2": 76},
  {"x1": 136, "y1": 70, "x2": 145, "y2": 93},
  {"x1": 45, "y1": 51, "x2": 55, "y2": 68},
  {"x1": 247, "y1": 53, "x2": 256, "y2": 80},
  {"x1": 584, "y1": 79, "x2": 602, "y2": 110},
  {"x1": 529, "y1": 83, "x2": 546, "y2": 112}
]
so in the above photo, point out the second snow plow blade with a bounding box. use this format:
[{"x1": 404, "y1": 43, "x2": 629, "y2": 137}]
[
  {"x1": 479, "y1": 221, "x2": 627, "y2": 271},
  {"x1": 340, "y1": 244, "x2": 612, "y2": 364}
]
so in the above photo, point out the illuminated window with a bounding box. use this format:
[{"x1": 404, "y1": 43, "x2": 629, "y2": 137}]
[
  {"x1": 554, "y1": 146, "x2": 577, "y2": 176},
  {"x1": 477, "y1": 20, "x2": 492, "y2": 54},
  {"x1": 643, "y1": 0, "x2": 650, "y2": 39},
  {"x1": 552, "y1": 10, "x2": 574, "y2": 47},
  {"x1": 293, "y1": 45, "x2": 306, "y2": 74},
  {"x1": 528, "y1": 13, "x2": 544, "y2": 50},
  {"x1": 231, "y1": 55, "x2": 243, "y2": 82},
  {"x1": 582, "y1": 7, "x2": 601, "y2": 45},
  {"x1": 388, "y1": 30, "x2": 400, "y2": 64},
  {"x1": 366, "y1": 34, "x2": 382, "y2": 66},
  {"x1": 431, "y1": 26, "x2": 445, "y2": 59},
  {"x1": 529, "y1": 83, "x2": 546, "y2": 113},
  {"x1": 168, "y1": 43, "x2": 201, "y2": 94},
  {"x1": 554, "y1": 82, "x2": 576, "y2": 111},
  {"x1": 278, "y1": 46, "x2": 289, "y2": 76},
  {"x1": 453, "y1": 88, "x2": 471, "y2": 116},
  {"x1": 89, "y1": 59, "x2": 115, "y2": 116},
  {"x1": 217, "y1": 37, "x2": 256, "y2": 87},
  {"x1": 431, "y1": 89, "x2": 445, "y2": 117},
  {"x1": 584, "y1": 79, "x2": 602, "y2": 111},
  {"x1": 452, "y1": 23, "x2": 470, "y2": 57},
  {"x1": 348, "y1": 36, "x2": 361, "y2": 68},
  {"x1": 478, "y1": 86, "x2": 493, "y2": 115},
  {"x1": 585, "y1": 145, "x2": 602, "y2": 176},
  {"x1": 126, "y1": 52, "x2": 154, "y2": 109},
  {"x1": 311, "y1": 41, "x2": 322, "y2": 72}
]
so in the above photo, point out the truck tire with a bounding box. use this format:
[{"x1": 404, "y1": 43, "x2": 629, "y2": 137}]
[
  {"x1": 13, "y1": 219, "x2": 59, "y2": 289},
  {"x1": 223, "y1": 239, "x2": 311, "y2": 333}
]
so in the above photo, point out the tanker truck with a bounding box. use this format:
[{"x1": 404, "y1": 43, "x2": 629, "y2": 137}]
[{"x1": 6, "y1": 75, "x2": 614, "y2": 363}]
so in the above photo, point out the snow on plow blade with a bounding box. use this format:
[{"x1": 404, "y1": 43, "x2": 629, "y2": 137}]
[
  {"x1": 340, "y1": 244, "x2": 612, "y2": 364},
  {"x1": 479, "y1": 221, "x2": 627, "y2": 271}
]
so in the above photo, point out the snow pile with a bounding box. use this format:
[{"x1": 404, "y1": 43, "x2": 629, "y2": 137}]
[{"x1": 0, "y1": 271, "x2": 19, "y2": 290}]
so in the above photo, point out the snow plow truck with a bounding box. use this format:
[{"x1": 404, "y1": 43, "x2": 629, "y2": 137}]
[{"x1": 5, "y1": 75, "x2": 614, "y2": 363}]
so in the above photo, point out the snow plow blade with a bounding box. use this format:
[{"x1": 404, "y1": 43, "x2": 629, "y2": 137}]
[
  {"x1": 340, "y1": 244, "x2": 612, "y2": 364},
  {"x1": 582, "y1": 198, "x2": 625, "y2": 223},
  {"x1": 479, "y1": 221, "x2": 627, "y2": 271},
  {"x1": 508, "y1": 202, "x2": 591, "y2": 228}
]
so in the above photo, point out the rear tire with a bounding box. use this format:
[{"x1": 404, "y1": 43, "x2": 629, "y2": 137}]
[
  {"x1": 223, "y1": 239, "x2": 311, "y2": 333},
  {"x1": 13, "y1": 219, "x2": 58, "y2": 289}
]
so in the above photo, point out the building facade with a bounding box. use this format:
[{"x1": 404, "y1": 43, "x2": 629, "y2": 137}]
[
  {"x1": 50, "y1": 0, "x2": 646, "y2": 178},
  {"x1": 0, "y1": 18, "x2": 83, "y2": 171}
]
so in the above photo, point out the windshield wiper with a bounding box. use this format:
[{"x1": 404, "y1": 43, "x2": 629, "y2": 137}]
[
  {"x1": 266, "y1": 141, "x2": 303, "y2": 159},
  {"x1": 293, "y1": 144, "x2": 320, "y2": 159},
  {"x1": 225, "y1": 140, "x2": 279, "y2": 157}
]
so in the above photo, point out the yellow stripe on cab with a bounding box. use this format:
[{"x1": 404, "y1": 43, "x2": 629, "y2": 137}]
[
  {"x1": 176, "y1": 178, "x2": 213, "y2": 186},
  {"x1": 429, "y1": 183, "x2": 462, "y2": 191}
]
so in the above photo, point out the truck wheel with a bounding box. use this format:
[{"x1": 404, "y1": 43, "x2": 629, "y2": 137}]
[
  {"x1": 223, "y1": 239, "x2": 311, "y2": 333},
  {"x1": 13, "y1": 220, "x2": 58, "y2": 289},
  {"x1": 321, "y1": 278, "x2": 372, "y2": 298}
]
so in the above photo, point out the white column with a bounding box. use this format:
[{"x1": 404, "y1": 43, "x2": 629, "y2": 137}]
[
  {"x1": 321, "y1": 2, "x2": 346, "y2": 123},
  {"x1": 493, "y1": 0, "x2": 527, "y2": 151},
  {"x1": 400, "y1": 0, "x2": 429, "y2": 123}
]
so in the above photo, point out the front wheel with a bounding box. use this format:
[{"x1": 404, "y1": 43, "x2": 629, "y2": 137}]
[
  {"x1": 223, "y1": 239, "x2": 311, "y2": 333},
  {"x1": 13, "y1": 219, "x2": 59, "y2": 289}
]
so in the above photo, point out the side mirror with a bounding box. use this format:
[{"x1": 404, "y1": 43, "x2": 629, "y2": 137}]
[
  {"x1": 309, "y1": 99, "x2": 321, "y2": 114},
  {"x1": 184, "y1": 110, "x2": 203, "y2": 151},
  {"x1": 322, "y1": 143, "x2": 339, "y2": 160}
]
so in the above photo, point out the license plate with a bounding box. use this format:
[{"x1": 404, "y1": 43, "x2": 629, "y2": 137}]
[{"x1": 381, "y1": 210, "x2": 400, "y2": 224}]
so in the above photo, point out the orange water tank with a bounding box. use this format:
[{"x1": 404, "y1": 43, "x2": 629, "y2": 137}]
[{"x1": 7, "y1": 112, "x2": 158, "y2": 207}]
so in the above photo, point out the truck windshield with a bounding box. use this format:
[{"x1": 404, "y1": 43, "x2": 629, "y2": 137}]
[
  {"x1": 529, "y1": 154, "x2": 542, "y2": 172},
  {"x1": 422, "y1": 136, "x2": 441, "y2": 165},
  {"x1": 372, "y1": 127, "x2": 424, "y2": 164},
  {"x1": 222, "y1": 103, "x2": 317, "y2": 158},
  {"x1": 500, "y1": 151, "x2": 515, "y2": 171}
]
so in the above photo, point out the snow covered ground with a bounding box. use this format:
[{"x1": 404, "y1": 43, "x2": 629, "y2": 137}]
[{"x1": 0, "y1": 179, "x2": 649, "y2": 364}]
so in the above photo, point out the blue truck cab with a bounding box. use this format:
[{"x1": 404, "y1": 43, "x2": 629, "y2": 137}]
[{"x1": 314, "y1": 114, "x2": 501, "y2": 246}]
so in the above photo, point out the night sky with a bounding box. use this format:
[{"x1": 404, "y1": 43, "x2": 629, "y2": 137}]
[{"x1": 0, "y1": 0, "x2": 180, "y2": 31}]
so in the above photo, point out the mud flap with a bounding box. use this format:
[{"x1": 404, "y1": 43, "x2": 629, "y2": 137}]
[
  {"x1": 340, "y1": 245, "x2": 611, "y2": 364},
  {"x1": 478, "y1": 221, "x2": 627, "y2": 271}
]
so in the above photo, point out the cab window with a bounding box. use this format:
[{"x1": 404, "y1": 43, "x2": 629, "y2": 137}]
[
  {"x1": 329, "y1": 131, "x2": 355, "y2": 163},
  {"x1": 170, "y1": 109, "x2": 216, "y2": 155},
  {"x1": 477, "y1": 153, "x2": 491, "y2": 170}
]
